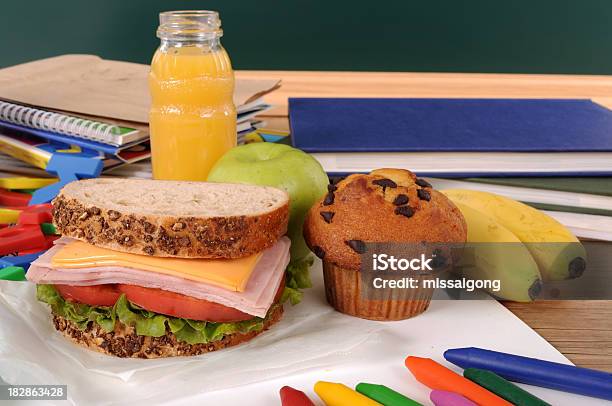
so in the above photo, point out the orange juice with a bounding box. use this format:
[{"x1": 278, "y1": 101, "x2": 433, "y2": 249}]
[{"x1": 149, "y1": 11, "x2": 236, "y2": 180}]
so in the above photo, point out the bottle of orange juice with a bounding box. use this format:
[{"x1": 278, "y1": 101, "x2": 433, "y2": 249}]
[{"x1": 149, "y1": 10, "x2": 236, "y2": 180}]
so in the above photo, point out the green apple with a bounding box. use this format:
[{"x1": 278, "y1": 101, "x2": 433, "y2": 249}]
[{"x1": 208, "y1": 143, "x2": 328, "y2": 262}]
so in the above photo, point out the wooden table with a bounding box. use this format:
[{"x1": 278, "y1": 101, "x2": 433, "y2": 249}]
[{"x1": 237, "y1": 70, "x2": 612, "y2": 372}]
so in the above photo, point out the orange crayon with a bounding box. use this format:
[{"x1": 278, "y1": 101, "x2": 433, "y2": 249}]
[{"x1": 405, "y1": 356, "x2": 512, "y2": 406}]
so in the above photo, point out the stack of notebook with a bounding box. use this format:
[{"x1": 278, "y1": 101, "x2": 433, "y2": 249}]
[
  {"x1": 289, "y1": 98, "x2": 612, "y2": 241},
  {"x1": 0, "y1": 55, "x2": 279, "y2": 172}
]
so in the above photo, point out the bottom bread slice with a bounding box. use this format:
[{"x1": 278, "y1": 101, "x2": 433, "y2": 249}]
[{"x1": 51, "y1": 305, "x2": 284, "y2": 359}]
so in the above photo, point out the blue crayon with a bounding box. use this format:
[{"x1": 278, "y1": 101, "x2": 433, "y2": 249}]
[{"x1": 444, "y1": 347, "x2": 612, "y2": 401}]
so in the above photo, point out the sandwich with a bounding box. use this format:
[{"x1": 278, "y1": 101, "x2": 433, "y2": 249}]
[{"x1": 27, "y1": 178, "x2": 291, "y2": 358}]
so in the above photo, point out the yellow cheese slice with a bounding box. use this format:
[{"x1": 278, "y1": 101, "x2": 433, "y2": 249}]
[{"x1": 51, "y1": 241, "x2": 262, "y2": 292}]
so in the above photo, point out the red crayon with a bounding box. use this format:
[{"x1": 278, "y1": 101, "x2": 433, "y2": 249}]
[
  {"x1": 405, "y1": 356, "x2": 512, "y2": 406},
  {"x1": 280, "y1": 386, "x2": 316, "y2": 406}
]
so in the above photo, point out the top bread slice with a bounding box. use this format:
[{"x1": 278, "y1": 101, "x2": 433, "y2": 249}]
[{"x1": 52, "y1": 178, "x2": 289, "y2": 258}]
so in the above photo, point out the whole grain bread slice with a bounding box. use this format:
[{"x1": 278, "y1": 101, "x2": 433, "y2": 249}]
[
  {"x1": 52, "y1": 178, "x2": 289, "y2": 258},
  {"x1": 52, "y1": 304, "x2": 284, "y2": 358}
]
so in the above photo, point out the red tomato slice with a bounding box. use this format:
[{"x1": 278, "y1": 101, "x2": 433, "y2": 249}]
[
  {"x1": 118, "y1": 276, "x2": 285, "y2": 322},
  {"x1": 54, "y1": 275, "x2": 286, "y2": 323},
  {"x1": 54, "y1": 284, "x2": 121, "y2": 307},
  {"x1": 117, "y1": 284, "x2": 254, "y2": 322}
]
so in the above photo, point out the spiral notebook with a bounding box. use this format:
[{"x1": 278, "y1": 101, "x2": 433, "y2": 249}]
[{"x1": 0, "y1": 100, "x2": 146, "y2": 147}]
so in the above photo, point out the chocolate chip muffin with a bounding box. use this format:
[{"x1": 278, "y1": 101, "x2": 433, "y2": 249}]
[{"x1": 303, "y1": 168, "x2": 467, "y2": 320}]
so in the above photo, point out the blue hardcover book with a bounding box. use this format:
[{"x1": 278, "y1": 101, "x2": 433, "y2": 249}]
[{"x1": 288, "y1": 98, "x2": 612, "y2": 177}]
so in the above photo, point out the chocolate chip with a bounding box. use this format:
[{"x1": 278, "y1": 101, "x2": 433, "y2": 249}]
[
  {"x1": 417, "y1": 189, "x2": 431, "y2": 201},
  {"x1": 89, "y1": 207, "x2": 101, "y2": 215},
  {"x1": 431, "y1": 253, "x2": 447, "y2": 269},
  {"x1": 108, "y1": 210, "x2": 121, "y2": 220},
  {"x1": 143, "y1": 246, "x2": 155, "y2": 255},
  {"x1": 346, "y1": 239, "x2": 366, "y2": 254},
  {"x1": 312, "y1": 246, "x2": 326, "y2": 259},
  {"x1": 415, "y1": 178, "x2": 432, "y2": 188},
  {"x1": 327, "y1": 184, "x2": 338, "y2": 192},
  {"x1": 330, "y1": 176, "x2": 345, "y2": 185},
  {"x1": 320, "y1": 211, "x2": 335, "y2": 223},
  {"x1": 393, "y1": 194, "x2": 409, "y2": 206},
  {"x1": 323, "y1": 192, "x2": 335, "y2": 206},
  {"x1": 372, "y1": 178, "x2": 397, "y2": 189},
  {"x1": 395, "y1": 206, "x2": 415, "y2": 218}
]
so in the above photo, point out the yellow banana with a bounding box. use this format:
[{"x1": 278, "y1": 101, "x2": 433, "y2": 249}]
[
  {"x1": 442, "y1": 189, "x2": 586, "y2": 281},
  {"x1": 451, "y1": 201, "x2": 542, "y2": 301}
]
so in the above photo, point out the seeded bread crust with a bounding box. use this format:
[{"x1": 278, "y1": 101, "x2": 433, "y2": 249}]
[
  {"x1": 303, "y1": 168, "x2": 467, "y2": 271},
  {"x1": 52, "y1": 184, "x2": 289, "y2": 259},
  {"x1": 51, "y1": 305, "x2": 283, "y2": 358}
]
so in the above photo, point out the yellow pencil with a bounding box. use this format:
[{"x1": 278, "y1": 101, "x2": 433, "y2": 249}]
[{"x1": 0, "y1": 177, "x2": 57, "y2": 190}]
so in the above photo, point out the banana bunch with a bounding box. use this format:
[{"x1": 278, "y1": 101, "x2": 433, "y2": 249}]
[{"x1": 441, "y1": 189, "x2": 586, "y2": 302}]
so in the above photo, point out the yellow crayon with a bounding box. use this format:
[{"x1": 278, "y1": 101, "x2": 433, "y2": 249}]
[{"x1": 314, "y1": 381, "x2": 382, "y2": 406}]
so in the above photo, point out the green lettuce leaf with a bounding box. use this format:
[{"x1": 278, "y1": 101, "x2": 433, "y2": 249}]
[
  {"x1": 113, "y1": 294, "x2": 167, "y2": 337},
  {"x1": 280, "y1": 286, "x2": 303, "y2": 305},
  {"x1": 37, "y1": 284, "x2": 115, "y2": 330},
  {"x1": 281, "y1": 255, "x2": 314, "y2": 305},
  {"x1": 167, "y1": 317, "x2": 186, "y2": 333},
  {"x1": 36, "y1": 283, "x2": 62, "y2": 306},
  {"x1": 36, "y1": 285, "x2": 272, "y2": 345}
]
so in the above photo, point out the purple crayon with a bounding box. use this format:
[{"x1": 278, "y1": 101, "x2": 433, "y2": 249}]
[{"x1": 430, "y1": 390, "x2": 477, "y2": 406}]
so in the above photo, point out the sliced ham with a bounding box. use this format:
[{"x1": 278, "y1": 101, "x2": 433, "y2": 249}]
[{"x1": 27, "y1": 237, "x2": 291, "y2": 318}]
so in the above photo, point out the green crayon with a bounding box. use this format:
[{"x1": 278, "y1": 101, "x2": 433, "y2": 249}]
[
  {"x1": 0, "y1": 266, "x2": 26, "y2": 281},
  {"x1": 356, "y1": 383, "x2": 423, "y2": 406},
  {"x1": 463, "y1": 368, "x2": 551, "y2": 406},
  {"x1": 40, "y1": 222, "x2": 57, "y2": 235}
]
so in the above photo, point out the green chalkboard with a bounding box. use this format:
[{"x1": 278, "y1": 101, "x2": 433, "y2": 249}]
[{"x1": 1, "y1": 0, "x2": 611, "y2": 73}]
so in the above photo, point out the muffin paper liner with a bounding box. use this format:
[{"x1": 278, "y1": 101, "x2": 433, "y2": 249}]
[{"x1": 323, "y1": 260, "x2": 433, "y2": 320}]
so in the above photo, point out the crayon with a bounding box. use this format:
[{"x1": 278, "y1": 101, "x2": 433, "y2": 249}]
[
  {"x1": 444, "y1": 347, "x2": 612, "y2": 401},
  {"x1": 0, "y1": 208, "x2": 20, "y2": 224},
  {"x1": 280, "y1": 386, "x2": 315, "y2": 406},
  {"x1": 404, "y1": 356, "x2": 512, "y2": 406},
  {"x1": 356, "y1": 383, "x2": 423, "y2": 406},
  {"x1": 430, "y1": 390, "x2": 477, "y2": 406},
  {"x1": 0, "y1": 266, "x2": 26, "y2": 281},
  {"x1": 314, "y1": 381, "x2": 381, "y2": 406},
  {"x1": 464, "y1": 368, "x2": 551, "y2": 406},
  {"x1": 40, "y1": 222, "x2": 57, "y2": 235}
]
